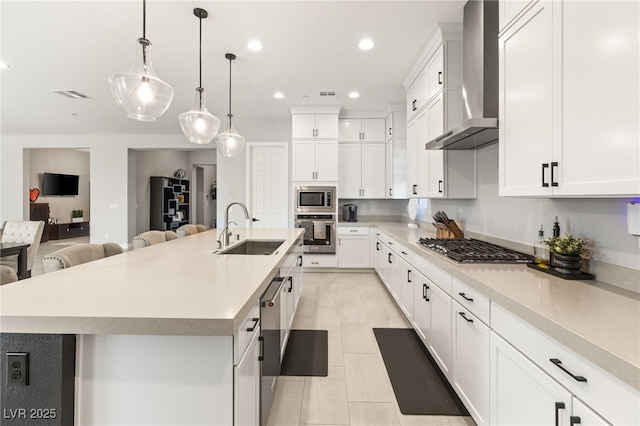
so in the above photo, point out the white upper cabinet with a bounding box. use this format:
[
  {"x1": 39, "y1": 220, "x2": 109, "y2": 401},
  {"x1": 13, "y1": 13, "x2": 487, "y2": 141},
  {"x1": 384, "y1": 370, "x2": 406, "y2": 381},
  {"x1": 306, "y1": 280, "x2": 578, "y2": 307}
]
[
  {"x1": 292, "y1": 114, "x2": 339, "y2": 140},
  {"x1": 499, "y1": 0, "x2": 536, "y2": 32},
  {"x1": 426, "y1": 47, "x2": 444, "y2": 100},
  {"x1": 338, "y1": 118, "x2": 386, "y2": 143},
  {"x1": 385, "y1": 108, "x2": 407, "y2": 199},
  {"x1": 292, "y1": 140, "x2": 338, "y2": 182},
  {"x1": 338, "y1": 143, "x2": 385, "y2": 198},
  {"x1": 499, "y1": 0, "x2": 640, "y2": 197},
  {"x1": 407, "y1": 71, "x2": 429, "y2": 122}
]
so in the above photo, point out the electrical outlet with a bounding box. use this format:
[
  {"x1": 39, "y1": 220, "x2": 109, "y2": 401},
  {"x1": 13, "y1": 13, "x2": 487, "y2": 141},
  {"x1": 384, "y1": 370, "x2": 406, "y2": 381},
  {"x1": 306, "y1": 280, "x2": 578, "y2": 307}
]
[{"x1": 6, "y1": 352, "x2": 29, "y2": 386}]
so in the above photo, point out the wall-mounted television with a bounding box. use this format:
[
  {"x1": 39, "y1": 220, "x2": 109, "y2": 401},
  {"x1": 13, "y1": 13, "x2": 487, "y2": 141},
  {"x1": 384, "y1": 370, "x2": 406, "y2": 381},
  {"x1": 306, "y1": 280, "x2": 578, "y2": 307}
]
[{"x1": 41, "y1": 172, "x2": 79, "y2": 196}]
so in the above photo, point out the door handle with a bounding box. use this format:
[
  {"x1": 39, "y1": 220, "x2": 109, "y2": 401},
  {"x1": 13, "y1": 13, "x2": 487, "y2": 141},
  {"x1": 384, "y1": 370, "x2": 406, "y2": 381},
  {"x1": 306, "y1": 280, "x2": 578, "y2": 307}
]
[
  {"x1": 389, "y1": 127, "x2": 392, "y2": 136},
  {"x1": 287, "y1": 276, "x2": 293, "y2": 292},
  {"x1": 407, "y1": 270, "x2": 412, "y2": 283},
  {"x1": 412, "y1": 184, "x2": 418, "y2": 195},
  {"x1": 438, "y1": 180, "x2": 443, "y2": 193},
  {"x1": 555, "y1": 402, "x2": 565, "y2": 426},
  {"x1": 570, "y1": 416, "x2": 581, "y2": 426},
  {"x1": 246, "y1": 317, "x2": 259, "y2": 332},
  {"x1": 412, "y1": 99, "x2": 417, "y2": 111},
  {"x1": 542, "y1": 163, "x2": 550, "y2": 187},
  {"x1": 376, "y1": 242, "x2": 380, "y2": 251},
  {"x1": 551, "y1": 162, "x2": 559, "y2": 187},
  {"x1": 423, "y1": 284, "x2": 430, "y2": 301},
  {"x1": 258, "y1": 336, "x2": 264, "y2": 361},
  {"x1": 438, "y1": 71, "x2": 443, "y2": 85},
  {"x1": 388, "y1": 253, "x2": 392, "y2": 264},
  {"x1": 252, "y1": 218, "x2": 260, "y2": 222},
  {"x1": 389, "y1": 188, "x2": 392, "y2": 197}
]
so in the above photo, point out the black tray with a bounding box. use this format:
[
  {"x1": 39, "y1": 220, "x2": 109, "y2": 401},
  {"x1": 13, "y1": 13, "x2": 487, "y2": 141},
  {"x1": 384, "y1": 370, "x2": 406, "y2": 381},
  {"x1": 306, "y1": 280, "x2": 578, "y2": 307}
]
[{"x1": 527, "y1": 262, "x2": 595, "y2": 280}]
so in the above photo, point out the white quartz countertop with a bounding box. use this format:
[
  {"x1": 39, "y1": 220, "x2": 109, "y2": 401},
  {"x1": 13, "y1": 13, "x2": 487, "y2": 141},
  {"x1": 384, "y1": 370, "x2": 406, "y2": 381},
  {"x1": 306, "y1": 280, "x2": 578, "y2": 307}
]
[
  {"x1": 372, "y1": 222, "x2": 640, "y2": 392},
  {"x1": 0, "y1": 228, "x2": 303, "y2": 337}
]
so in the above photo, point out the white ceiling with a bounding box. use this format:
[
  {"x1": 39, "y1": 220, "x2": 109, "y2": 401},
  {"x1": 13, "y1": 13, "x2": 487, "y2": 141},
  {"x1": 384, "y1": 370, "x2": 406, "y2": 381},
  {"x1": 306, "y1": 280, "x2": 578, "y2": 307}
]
[{"x1": 1, "y1": 0, "x2": 465, "y2": 135}]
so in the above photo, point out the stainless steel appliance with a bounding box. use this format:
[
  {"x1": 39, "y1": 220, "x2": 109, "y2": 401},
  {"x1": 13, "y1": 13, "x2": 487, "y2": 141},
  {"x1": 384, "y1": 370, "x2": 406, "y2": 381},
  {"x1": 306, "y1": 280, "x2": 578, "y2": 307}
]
[
  {"x1": 260, "y1": 273, "x2": 286, "y2": 426},
  {"x1": 343, "y1": 204, "x2": 357, "y2": 222},
  {"x1": 295, "y1": 214, "x2": 336, "y2": 254},
  {"x1": 418, "y1": 238, "x2": 533, "y2": 263},
  {"x1": 295, "y1": 186, "x2": 335, "y2": 213}
]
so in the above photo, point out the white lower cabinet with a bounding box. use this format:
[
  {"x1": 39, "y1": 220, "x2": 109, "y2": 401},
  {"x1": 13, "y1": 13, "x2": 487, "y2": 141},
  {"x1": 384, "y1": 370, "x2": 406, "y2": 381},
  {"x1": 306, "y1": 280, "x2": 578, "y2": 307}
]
[
  {"x1": 234, "y1": 328, "x2": 260, "y2": 426},
  {"x1": 399, "y1": 259, "x2": 414, "y2": 322},
  {"x1": 302, "y1": 254, "x2": 337, "y2": 268},
  {"x1": 572, "y1": 398, "x2": 611, "y2": 426},
  {"x1": 452, "y1": 301, "x2": 491, "y2": 425},
  {"x1": 338, "y1": 226, "x2": 370, "y2": 268},
  {"x1": 426, "y1": 280, "x2": 452, "y2": 379}
]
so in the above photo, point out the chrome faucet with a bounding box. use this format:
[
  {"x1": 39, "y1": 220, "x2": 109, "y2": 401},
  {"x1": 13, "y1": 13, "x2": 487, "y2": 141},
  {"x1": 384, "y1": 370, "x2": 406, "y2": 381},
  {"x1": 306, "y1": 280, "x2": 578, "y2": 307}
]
[{"x1": 220, "y1": 201, "x2": 250, "y2": 247}]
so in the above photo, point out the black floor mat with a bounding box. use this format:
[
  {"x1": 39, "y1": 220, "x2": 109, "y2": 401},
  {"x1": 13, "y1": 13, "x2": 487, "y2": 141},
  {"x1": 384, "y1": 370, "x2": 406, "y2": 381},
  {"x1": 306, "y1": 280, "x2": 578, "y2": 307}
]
[
  {"x1": 280, "y1": 330, "x2": 328, "y2": 376},
  {"x1": 373, "y1": 328, "x2": 470, "y2": 416}
]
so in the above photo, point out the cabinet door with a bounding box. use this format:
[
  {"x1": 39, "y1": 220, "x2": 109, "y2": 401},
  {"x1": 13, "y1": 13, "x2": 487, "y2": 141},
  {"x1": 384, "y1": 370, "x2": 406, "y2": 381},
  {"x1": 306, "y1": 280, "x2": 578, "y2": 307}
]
[
  {"x1": 499, "y1": 0, "x2": 535, "y2": 31},
  {"x1": 490, "y1": 332, "x2": 572, "y2": 426},
  {"x1": 557, "y1": 1, "x2": 639, "y2": 196},
  {"x1": 452, "y1": 302, "x2": 491, "y2": 425},
  {"x1": 315, "y1": 115, "x2": 338, "y2": 139},
  {"x1": 412, "y1": 271, "x2": 431, "y2": 346},
  {"x1": 572, "y1": 398, "x2": 611, "y2": 426},
  {"x1": 499, "y1": 1, "x2": 555, "y2": 196},
  {"x1": 385, "y1": 114, "x2": 393, "y2": 141},
  {"x1": 338, "y1": 119, "x2": 362, "y2": 142},
  {"x1": 406, "y1": 119, "x2": 419, "y2": 196},
  {"x1": 234, "y1": 330, "x2": 260, "y2": 426},
  {"x1": 315, "y1": 141, "x2": 338, "y2": 181},
  {"x1": 427, "y1": 93, "x2": 445, "y2": 198},
  {"x1": 407, "y1": 71, "x2": 427, "y2": 121},
  {"x1": 338, "y1": 144, "x2": 362, "y2": 198},
  {"x1": 415, "y1": 109, "x2": 430, "y2": 197},
  {"x1": 428, "y1": 283, "x2": 452, "y2": 379},
  {"x1": 361, "y1": 144, "x2": 386, "y2": 198},
  {"x1": 361, "y1": 119, "x2": 386, "y2": 142},
  {"x1": 338, "y1": 235, "x2": 370, "y2": 268},
  {"x1": 426, "y1": 46, "x2": 444, "y2": 101},
  {"x1": 386, "y1": 249, "x2": 402, "y2": 303},
  {"x1": 292, "y1": 141, "x2": 316, "y2": 181},
  {"x1": 292, "y1": 115, "x2": 317, "y2": 139},
  {"x1": 400, "y1": 260, "x2": 414, "y2": 322}
]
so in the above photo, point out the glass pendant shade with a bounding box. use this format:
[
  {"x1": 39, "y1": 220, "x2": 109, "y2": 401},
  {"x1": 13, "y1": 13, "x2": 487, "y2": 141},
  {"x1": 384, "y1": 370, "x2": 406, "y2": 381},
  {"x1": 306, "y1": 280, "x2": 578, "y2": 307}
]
[
  {"x1": 179, "y1": 88, "x2": 220, "y2": 144},
  {"x1": 215, "y1": 122, "x2": 246, "y2": 157},
  {"x1": 108, "y1": 38, "x2": 174, "y2": 121}
]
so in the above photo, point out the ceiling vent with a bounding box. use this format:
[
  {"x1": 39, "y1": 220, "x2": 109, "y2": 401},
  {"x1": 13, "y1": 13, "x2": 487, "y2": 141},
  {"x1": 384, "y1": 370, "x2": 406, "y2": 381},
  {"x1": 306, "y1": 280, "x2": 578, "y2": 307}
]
[
  {"x1": 52, "y1": 90, "x2": 90, "y2": 99},
  {"x1": 319, "y1": 91, "x2": 337, "y2": 97}
]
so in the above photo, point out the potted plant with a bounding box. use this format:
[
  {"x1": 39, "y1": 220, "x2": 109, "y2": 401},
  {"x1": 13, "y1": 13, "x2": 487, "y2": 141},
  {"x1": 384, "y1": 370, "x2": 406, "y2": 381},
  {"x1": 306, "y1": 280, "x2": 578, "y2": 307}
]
[
  {"x1": 72, "y1": 209, "x2": 84, "y2": 223},
  {"x1": 545, "y1": 234, "x2": 591, "y2": 274}
]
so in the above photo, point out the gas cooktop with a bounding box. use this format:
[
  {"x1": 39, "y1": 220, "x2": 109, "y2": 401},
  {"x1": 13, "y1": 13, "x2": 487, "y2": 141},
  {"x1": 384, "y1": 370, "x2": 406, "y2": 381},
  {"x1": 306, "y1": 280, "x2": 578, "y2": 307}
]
[{"x1": 418, "y1": 238, "x2": 534, "y2": 264}]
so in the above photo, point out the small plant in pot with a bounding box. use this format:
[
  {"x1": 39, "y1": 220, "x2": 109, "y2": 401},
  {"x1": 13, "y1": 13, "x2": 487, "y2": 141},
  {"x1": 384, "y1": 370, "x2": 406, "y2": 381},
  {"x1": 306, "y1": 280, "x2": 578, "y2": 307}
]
[
  {"x1": 72, "y1": 209, "x2": 84, "y2": 223},
  {"x1": 545, "y1": 234, "x2": 591, "y2": 274}
]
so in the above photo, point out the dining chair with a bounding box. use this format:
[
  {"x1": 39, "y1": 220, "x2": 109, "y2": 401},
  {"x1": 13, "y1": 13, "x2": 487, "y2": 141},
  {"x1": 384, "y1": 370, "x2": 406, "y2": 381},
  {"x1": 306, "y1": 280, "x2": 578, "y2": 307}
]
[
  {"x1": 0, "y1": 220, "x2": 45, "y2": 278},
  {"x1": 43, "y1": 242, "x2": 123, "y2": 273},
  {"x1": 176, "y1": 224, "x2": 208, "y2": 238},
  {"x1": 0, "y1": 265, "x2": 19, "y2": 285},
  {"x1": 132, "y1": 230, "x2": 178, "y2": 249}
]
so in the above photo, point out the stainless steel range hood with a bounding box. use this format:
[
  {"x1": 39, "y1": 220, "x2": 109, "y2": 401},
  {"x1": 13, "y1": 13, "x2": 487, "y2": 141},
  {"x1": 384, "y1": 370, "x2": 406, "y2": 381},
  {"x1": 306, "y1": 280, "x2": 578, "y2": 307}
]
[{"x1": 426, "y1": 0, "x2": 498, "y2": 150}]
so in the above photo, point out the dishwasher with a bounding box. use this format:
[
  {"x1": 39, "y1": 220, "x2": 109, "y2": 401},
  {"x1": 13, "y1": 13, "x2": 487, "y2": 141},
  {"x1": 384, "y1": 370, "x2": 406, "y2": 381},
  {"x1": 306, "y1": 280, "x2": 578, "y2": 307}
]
[{"x1": 260, "y1": 273, "x2": 285, "y2": 426}]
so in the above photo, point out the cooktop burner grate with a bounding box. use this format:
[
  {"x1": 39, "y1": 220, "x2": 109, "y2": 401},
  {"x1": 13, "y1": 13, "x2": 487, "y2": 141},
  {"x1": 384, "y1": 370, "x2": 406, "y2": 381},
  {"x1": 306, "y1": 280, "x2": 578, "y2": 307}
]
[{"x1": 418, "y1": 238, "x2": 534, "y2": 264}]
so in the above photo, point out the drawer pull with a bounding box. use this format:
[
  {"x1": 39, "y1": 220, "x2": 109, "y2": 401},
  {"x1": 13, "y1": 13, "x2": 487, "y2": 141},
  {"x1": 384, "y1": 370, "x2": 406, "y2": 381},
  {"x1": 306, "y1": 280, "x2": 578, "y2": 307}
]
[
  {"x1": 458, "y1": 311, "x2": 473, "y2": 323},
  {"x1": 550, "y1": 358, "x2": 587, "y2": 382},
  {"x1": 458, "y1": 292, "x2": 474, "y2": 302},
  {"x1": 350, "y1": 229, "x2": 358, "y2": 232},
  {"x1": 246, "y1": 317, "x2": 259, "y2": 332},
  {"x1": 423, "y1": 284, "x2": 430, "y2": 301},
  {"x1": 401, "y1": 251, "x2": 408, "y2": 255},
  {"x1": 570, "y1": 416, "x2": 581, "y2": 426},
  {"x1": 555, "y1": 402, "x2": 565, "y2": 426}
]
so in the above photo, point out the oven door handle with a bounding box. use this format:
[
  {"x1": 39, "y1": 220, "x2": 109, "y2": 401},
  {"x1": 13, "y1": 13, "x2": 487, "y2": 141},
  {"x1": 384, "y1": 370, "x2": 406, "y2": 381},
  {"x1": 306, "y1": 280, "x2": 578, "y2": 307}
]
[{"x1": 262, "y1": 278, "x2": 286, "y2": 307}]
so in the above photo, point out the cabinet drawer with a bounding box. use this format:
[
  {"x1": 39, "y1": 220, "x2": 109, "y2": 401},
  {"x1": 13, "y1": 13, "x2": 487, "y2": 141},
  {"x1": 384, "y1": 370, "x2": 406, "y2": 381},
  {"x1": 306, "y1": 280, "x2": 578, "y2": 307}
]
[
  {"x1": 338, "y1": 226, "x2": 369, "y2": 235},
  {"x1": 492, "y1": 303, "x2": 639, "y2": 425},
  {"x1": 452, "y1": 278, "x2": 490, "y2": 324},
  {"x1": 303, "y1": 254, "x2": 337, "y2": 268},
  {"x1": 234, "y1": 301, "x2": 260, "y2": 366}
]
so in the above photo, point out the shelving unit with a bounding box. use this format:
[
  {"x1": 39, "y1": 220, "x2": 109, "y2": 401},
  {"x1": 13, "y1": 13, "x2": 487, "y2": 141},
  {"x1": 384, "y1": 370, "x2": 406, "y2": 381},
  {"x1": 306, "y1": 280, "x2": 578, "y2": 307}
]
[{"x1": 150, "y1": 176, "x2": 190, "y2": 231}]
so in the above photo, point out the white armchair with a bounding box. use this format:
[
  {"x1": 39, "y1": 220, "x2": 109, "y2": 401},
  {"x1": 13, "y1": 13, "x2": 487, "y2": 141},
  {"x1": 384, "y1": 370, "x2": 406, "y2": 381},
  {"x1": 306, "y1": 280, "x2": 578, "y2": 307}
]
[{"x1": 0, "y1": 220, "x2": 45, "y2": 278}]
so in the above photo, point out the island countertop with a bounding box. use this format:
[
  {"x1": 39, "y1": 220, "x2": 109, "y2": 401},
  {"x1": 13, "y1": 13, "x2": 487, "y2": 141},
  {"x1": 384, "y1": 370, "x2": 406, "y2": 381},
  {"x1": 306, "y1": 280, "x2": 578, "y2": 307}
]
[{"x1": 0, "y1": 228, "x2": 303, "y2": 336}]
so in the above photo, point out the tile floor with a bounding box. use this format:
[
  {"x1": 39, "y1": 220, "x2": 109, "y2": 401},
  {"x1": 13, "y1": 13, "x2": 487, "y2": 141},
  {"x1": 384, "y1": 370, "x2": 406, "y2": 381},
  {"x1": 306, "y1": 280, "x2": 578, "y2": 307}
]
[{"x1": 267, "y1": 272, "x2": 475, "y2": 426}]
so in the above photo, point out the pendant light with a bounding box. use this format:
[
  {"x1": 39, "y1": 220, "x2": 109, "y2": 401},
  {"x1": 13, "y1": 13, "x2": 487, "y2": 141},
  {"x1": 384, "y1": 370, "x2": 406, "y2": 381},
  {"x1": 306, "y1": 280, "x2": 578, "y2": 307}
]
[
  {"x1": 108, "y1": 0, "x2": 174, "y2": 121},
  {"x1": 178, "y1": 8, "x2": 220, "y2": 144},
  {"x1": 215, "y1": 53, "x2": 246, "y2": 157}
]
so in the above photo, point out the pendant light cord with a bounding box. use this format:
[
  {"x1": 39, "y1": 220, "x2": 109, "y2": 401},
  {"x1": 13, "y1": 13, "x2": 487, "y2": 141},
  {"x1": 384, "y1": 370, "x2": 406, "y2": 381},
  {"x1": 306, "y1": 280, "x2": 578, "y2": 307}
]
[
  {"x1": 198, "y1": 13, "x2": 203, "y2": 89},
  {"x1": 228, "y1": 57, "x2": 233, "y2": 121},
  {"x1": 142, "y1": 0, "x2": 146, "y2": 40}
]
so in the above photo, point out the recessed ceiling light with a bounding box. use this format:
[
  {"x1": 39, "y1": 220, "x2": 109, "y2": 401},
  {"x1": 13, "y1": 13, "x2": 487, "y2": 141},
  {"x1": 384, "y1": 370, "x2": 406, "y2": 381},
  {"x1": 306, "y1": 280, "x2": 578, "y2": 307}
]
[
  {"x1": 348, "y1": 91, "x2": 360, "y2": 99},
  {"x1": 247, "y1": 40, "x2": 263, "y2": 51},
  {"x1": 0, "y1": 61, "x2": 8, "y2": 70},
  {"x1": 358, "y1": 39, "x2": 374, "y2": 50},
  {"x1": 273, "y1": 92, "x2": 284, "y2": 99}
]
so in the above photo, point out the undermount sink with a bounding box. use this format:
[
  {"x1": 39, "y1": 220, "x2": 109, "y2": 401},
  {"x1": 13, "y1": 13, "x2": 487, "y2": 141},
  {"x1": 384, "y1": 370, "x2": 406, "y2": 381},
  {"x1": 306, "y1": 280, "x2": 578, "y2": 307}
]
[{"x1": 218, "y1": 239, "x2": 285, "y2": 255}]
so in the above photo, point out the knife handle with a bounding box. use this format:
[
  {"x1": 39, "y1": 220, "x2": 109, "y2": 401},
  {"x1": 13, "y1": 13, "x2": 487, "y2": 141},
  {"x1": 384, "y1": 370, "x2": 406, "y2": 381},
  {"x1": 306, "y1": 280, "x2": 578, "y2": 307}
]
[{"x1": 445, "y1": 220, "x2": 464, "y2": 239}]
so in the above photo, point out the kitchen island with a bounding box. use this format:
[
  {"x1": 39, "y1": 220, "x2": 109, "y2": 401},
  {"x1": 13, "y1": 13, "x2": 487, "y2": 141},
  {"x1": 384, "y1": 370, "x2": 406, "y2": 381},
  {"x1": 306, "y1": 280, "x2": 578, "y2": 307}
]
[{"x1": 0, "y1": 228, "x2": 304, "y2": 425}]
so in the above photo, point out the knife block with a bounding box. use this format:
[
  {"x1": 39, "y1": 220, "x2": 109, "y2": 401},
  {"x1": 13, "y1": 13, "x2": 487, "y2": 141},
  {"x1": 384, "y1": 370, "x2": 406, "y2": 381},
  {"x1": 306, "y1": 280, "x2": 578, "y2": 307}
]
[
  {"x1": 433, "y1": 220, "x2": 464, "y2": 239},
  {"x1": 436, "y1": 228, "x2": 456, "y2": 239}
]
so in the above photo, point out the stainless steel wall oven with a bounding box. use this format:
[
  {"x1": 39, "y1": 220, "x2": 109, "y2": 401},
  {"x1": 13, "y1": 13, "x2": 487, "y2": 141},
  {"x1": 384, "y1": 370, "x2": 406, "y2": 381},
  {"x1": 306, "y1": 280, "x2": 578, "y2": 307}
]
[{"x1": 295, "y1": 214, "x2": 336, "y2": 254}]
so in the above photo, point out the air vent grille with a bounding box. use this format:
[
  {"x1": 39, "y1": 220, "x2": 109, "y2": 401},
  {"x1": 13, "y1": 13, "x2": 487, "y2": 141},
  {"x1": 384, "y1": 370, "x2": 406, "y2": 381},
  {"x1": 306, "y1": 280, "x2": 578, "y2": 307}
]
[
  {"x1": 52, "y1": 90, "x2": 90, "y2": 99},
  {"x1": 319, "y1": 91, "x2": 337, "y2": 97}
]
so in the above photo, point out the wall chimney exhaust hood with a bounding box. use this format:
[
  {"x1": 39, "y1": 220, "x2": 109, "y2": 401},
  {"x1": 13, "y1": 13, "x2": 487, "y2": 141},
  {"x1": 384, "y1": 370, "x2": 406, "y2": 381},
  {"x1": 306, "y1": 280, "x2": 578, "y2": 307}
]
[{"x1": 426, "y1": 0, "x2": 498, "y2": 150}]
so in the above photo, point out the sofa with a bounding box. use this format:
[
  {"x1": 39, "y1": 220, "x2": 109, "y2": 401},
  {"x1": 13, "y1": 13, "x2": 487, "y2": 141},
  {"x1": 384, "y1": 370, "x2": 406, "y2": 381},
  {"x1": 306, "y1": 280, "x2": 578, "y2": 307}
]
[
  {"x1": 43, "y1": 243, "x2": 123, "y2": 273},
  {"x1": 176, "y1": 224, "x2": 207, "y2": 238},
  {"x1": 132, "y1": 230, "x2": 178, "y2": 249}
]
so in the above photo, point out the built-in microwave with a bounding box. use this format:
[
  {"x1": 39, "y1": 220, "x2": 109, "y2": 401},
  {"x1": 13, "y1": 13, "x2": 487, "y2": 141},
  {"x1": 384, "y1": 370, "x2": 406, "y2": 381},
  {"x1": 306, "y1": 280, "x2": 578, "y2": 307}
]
[{"x1": 295, "y1": 186, "x2": 335, "y2": 213}]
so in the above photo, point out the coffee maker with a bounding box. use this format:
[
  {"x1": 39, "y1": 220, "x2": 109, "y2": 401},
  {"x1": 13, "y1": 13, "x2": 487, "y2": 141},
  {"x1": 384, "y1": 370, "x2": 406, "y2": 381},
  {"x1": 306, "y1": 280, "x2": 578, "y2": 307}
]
[{"x1": 343, "y1": 204, "x2": 358, "y2": 222}]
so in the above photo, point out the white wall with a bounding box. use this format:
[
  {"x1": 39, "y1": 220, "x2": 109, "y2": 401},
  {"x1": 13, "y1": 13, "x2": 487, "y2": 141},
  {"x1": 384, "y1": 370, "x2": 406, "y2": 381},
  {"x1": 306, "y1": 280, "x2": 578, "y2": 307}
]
[{"x1": 28, "y1": 148, "x2": 90, "y2": 223}]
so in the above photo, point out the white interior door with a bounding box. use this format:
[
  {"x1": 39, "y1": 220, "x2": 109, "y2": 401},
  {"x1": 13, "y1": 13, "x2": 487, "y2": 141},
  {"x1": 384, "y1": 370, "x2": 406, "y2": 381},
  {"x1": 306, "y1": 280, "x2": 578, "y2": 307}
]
[{"x1": 247, "y1": 143, "x2": 288, "y2": 229}]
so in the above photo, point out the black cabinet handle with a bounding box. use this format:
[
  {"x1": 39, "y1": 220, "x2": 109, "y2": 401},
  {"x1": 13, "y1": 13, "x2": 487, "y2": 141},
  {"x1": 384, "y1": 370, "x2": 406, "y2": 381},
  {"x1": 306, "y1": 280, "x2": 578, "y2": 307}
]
[
  {"x1": 252, "y1": 218, "x2": 260, "y2": 222},
  {"x1": 438, "y1": 180, "x2": 443, "y2": 193},
  {"x1": 551, "y1": 161, "x2": 559, "y2": 187},
  {"x1": 376, "y1": 242, "x2": 380, "y2": 251},
  {"x1": 412, "y1": 184, "x2": 418, "y2": 195},
  {"x1": 412, "y1": 99, "x2": 417, "y2": 111},
  {"x1": 389, "y1": 188, "x2": 392, "y2": 197},
  {"x1": 555, "y1": 402, "x2": 565, "y2": 426},
  {"x1": 258, "y1": 336, "x2": 264, "y2": 361},
  {"x1": 550, "y1": 358, "x2": 587, "y2": 382},
  {"x1": 407, "y1": 270, "x2": 412, "y2": 282},
  {"x1": 297, "y1": 255, "x2": 303, "y2": 267},
  {"x1": 287, "y1": 276, "x2": 293, "y2": 292},
  {"x1": 570, "y1": 416, "x2": 581, "y2": 426},
  {"x1": 246, "y1": 317, "x2": 259, "y2": 332},
  {"x1": 438, "y1": 71, "x2": 443, "y2": 84},
  {"x1": 401, "y1": 251, "x2": 408, "y2": 255},
  {"x1": 458, "y1": 292, "x2": 474, "y2": 302},
  {"x1": 459, "y1": 311, "x2": 473, "y2": 323},
  {"x1": 388, "y1": 253, "x2": 392, "y2": 264},
  {"x1": 423, "y1": 284, "x2": 430, "y2": 301},
  {"x1": 389, "y1": 127, "x2": 392, "y2": 136},
  {"x1": 542, "y1": 163, "x2": 550, "y2": 187}
]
